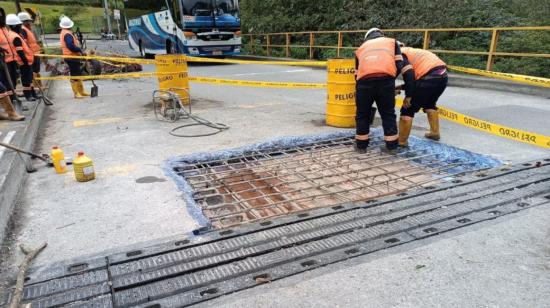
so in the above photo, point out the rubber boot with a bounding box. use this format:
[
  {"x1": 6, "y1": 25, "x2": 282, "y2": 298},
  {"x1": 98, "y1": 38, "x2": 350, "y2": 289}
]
[
  {"x1": 0, "y1": 95, "x2": 25, "y2": 121},
  {"x1": 31, "y1": 87, "x2": 42, "y2": 99},
  {"x1": 71, "y1": 81, "x2": 84, "y2": 99},
  {"x1": 77, "y1": 81, "x2": 90, "y2": 97},
  {"x1": 425, "y1": 109, "x2": 441, "y2": 141},
  {"x1": 398, "y1": 117, "x2": 413, "y2": 147}
]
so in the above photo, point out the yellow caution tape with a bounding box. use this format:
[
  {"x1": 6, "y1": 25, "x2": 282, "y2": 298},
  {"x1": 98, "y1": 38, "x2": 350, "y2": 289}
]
[
  {"x1": 396, "y1": 97, "x2": 550, "y2": 149},
  {"x1": 36, "y1": 71, "x2": 188, "y2": 81},
  {"x1": 186, "y1": 56, "x2": 327, "y2": 67},
  {"x1": 188, "y1": 76, "x2": 327, "y2": 89},
  {"x1": 448, "y1": 65, "x2": 550, "y2": 88},
  {"x1": 37, "y1": 54, "x2": 156, "y2": 65}
]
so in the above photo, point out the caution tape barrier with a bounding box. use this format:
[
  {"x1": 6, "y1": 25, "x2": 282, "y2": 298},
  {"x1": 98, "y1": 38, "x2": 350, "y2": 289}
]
[
  {"x1": 37, "y1": 54, "x2": 156, "y2": 65},
  {"x1": 396, "y1": 98, "x2": 550, "y2": 149},
  {"x1": 188, "y1": 76, "x2": 326, "y2": 89},
  {"x1": 186, "y1": 57, "x2": 327, "y2": 67},
  {"x1": 448, "y1": 65, "x2": 550, "y2": 88},
  {"x1": 36, "y1": 71, "x2": 187, "y2": 81}
]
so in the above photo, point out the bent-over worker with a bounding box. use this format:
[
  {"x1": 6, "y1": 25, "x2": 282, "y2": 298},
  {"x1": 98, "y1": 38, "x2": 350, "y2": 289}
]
[{"x1": 398, "y1": 43, "x2": 448, "y2": 146}]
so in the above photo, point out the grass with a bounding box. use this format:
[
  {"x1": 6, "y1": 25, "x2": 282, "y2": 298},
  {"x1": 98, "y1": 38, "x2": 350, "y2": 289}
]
[{"x1": 0, "y1": 1, "x2": 145, "y2": 33}]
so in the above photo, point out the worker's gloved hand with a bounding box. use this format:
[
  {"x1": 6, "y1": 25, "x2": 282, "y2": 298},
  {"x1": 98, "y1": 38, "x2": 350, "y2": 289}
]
[{"x1": 403, "y1": 97, "x2": 412, "y2": 109}]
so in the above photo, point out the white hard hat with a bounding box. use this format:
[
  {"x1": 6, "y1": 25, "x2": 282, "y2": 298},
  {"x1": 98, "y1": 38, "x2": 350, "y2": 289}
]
[
  {"x1": 18, "y1": 12, "x2": 32, "y2": 22},
  {"x1": 364, "y1": 27, "x2": 382, "y2": 40},
  {"x1": 59, "y1": 16, "x2": 74, "y2": 29},
  {"x1": 6, "y1": 14, "x2": 22, "y2": 26}
]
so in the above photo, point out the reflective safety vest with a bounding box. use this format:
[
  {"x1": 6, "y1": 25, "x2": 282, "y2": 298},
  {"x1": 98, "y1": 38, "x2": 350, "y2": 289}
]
[
  {"x1": 355, "y1": 37, "x2": 399, "y2": 80},
  {"x1": 22, "y1": 26, "x2": 41, "y2": 54},
  {"x1": 7, "y1": 30, "x2": 34, "y2": 65},
  {"x1": 0, "y1": 28, "x2": 15, "y2": 63},
  {"x1": 60, "y1": 29, "x2": 80, "y2": 56},
  {"x1": 401, "y1": 47, "x2": 446, "y2": 80}
]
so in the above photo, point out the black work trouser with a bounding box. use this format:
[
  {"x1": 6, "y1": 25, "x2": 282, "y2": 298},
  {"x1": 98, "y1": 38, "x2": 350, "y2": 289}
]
[
  {"x1": 66, "y1": 60, "x2": 83, "y2": 78},
  {"x1": 401, "y1": 76, "x2": 448, "y2": 117},
  {"x1": 0, "y1": 63, "x2": 14, "y2": 95},
  {"x1": 355, "y1": 78, "x2": 398, "y2": 149},
  {"x1": 19, "y1": 64, "x2": 33, "y2": 89},
  {"x1": 6, "y1": 61, "x2": 18, "y2": 91},
  {"x1": 32, "y1": 57, "x2": 41, "y2": 73}
]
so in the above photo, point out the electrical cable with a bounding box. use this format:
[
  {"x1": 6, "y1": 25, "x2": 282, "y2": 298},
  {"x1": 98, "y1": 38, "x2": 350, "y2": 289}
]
[{"x1": 153, "y1": 89, "x2": 229, "y2": 137}]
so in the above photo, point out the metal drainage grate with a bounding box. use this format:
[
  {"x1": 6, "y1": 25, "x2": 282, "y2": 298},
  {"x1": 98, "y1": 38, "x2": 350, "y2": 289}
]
[{"x1": 174, "y1": 136, "x2": 470, "y2": 228}]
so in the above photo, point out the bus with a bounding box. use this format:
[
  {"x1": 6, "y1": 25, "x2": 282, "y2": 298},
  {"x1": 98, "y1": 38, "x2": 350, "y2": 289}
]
[{"x1": 125, "y1": 0, "x2": 241, "y2": 57}]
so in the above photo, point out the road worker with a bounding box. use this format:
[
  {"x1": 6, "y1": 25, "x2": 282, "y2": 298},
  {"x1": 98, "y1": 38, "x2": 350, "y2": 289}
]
[
  {"x1": 0, "y1": 79, "x2": 25, "y2": 121},
  {"x1": 6, "y1": 14, "x2": 37, "y2": 102},
  {"x1": 397, "y1": 43, "x2": 448, "y2": 146},
  {"x1": 354, "y1": 28, "x2": 414, "y2": 153},
  {"x1": 18, "y1": 12, "x2": 43, "y2": 89},
  {"x1": 59, "y1": 16, "x2": 89, "y2": 99},
  {"x1": 0, "y1": 9, "x2": 19, "y2": 104}
]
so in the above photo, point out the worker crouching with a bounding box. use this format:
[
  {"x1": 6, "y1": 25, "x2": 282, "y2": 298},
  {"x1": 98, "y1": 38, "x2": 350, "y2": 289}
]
[
  {"x1": 397, "y1": 43, "x2": 448, "y2": 147},
  {"x1": 59, "y1": 16, "x2": 89, "y2": 99},
  {"x1": 354, "y1": 28, "x2": 414, "y2": 153}
]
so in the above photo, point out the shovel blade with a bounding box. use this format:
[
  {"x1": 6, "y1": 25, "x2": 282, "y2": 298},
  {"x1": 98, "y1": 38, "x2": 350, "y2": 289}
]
[{"x1": 91, "y1": 85, "x2": 99, "y2": 97}]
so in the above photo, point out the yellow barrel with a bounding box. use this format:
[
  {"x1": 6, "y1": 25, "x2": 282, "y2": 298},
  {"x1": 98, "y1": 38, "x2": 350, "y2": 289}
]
[
  {"x1": 326, "y1": 58, "x2": 356, "y2": 128},
  {"x1": 155, "y1": 54, "x2": 191, "y2": 105}
]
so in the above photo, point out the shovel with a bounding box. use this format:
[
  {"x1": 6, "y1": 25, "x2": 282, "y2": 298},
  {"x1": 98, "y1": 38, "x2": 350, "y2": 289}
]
[
  {"x1": 0, "y1": 141, "x2": 72, "y2": 172},
  {"x1": 90, "y1": 80, "x2": 98, "y2": 97}
]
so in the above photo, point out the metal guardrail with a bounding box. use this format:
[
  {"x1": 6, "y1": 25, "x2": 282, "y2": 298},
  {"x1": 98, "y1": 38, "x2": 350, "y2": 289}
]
[{"x1": 242, "y1": 26, "x2": 550, "y2": 71}]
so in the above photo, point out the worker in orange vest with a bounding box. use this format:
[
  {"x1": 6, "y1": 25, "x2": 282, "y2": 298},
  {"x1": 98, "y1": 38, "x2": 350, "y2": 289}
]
[
  {"x1": 0, "y1": 9, "x2": 20, "y2": 104},
  {"x1": 59, "y1": 16, "x2": 89, "y2": 99},
  {"x1": 354, "y1": 28, "x2": 415, "y2": 153},
  {"x1": 18, "y1": 12, "x2": 43, "y2": 89},
  {"x1": 397, "y1": 43, "x2": 448, "y2": 146},
  {"x1": 6, "y1": 14, "x2": 37, "y2": 102}
]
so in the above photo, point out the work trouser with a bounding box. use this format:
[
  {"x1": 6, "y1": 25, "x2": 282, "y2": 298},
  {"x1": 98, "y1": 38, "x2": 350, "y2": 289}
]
[
  {"x1": 401, "y1": 76, "x2": 448, "y2": 117},
  {"x1": 6, "y1": 61, "x2": 18, "y2": 91},
  {"x1": 32, "y1": 57, "x2": 41, "y2": 73},
  {"x1": 66, "y1": 59, "x2": 83, "y2": 78},
  {"x1": 19, "y1": 64, "x2": 35, "y2": 98},
  {"x1": 355, "y1": 78, "x2": 399, "y2": 150}
]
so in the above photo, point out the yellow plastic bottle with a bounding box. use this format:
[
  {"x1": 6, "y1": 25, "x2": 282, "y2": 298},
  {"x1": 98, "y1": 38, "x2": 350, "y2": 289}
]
[
  {"x1": 73, "y1": 152, "x2": 95, "y2": 182},
  {"x1": 51, "y1": 146, "x2": 68, "y2": 174}
]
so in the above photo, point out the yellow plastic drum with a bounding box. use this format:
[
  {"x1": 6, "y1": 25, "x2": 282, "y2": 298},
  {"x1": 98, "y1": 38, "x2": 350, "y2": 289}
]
[
  {"x1": 326, "y1": 59, "x2": 356, "y2": 128},
  {"x1": 155, "y1": 54, "x2": 191, "y2": 105}
]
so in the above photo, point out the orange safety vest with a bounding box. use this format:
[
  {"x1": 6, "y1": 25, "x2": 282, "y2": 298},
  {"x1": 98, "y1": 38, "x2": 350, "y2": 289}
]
[
  {"x1": 60, "y1": 29, "x2": 81, "y2": 56},
  {"x1": 355, "y1": 37, "x2": 399, "y2": 80},
  {"x1": 22, "y1": 26, "x2": 41, "y2": 54},
  {"x1": 401, "y1": 47, "x2": 446, "y2": 80},
  {"x1": 0, "y1": 28, "x2": 15, "y2": 63},
  {"x1": 7, "y1": 30, "x2": 34, "y2": 65}
]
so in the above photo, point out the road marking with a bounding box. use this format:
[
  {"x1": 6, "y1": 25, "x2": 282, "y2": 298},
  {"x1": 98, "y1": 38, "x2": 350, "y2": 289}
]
[
  {"x1": 228, "y1": 69, "x2": 312, "y2": 77},
  {"x1": 0, "y1": 131, "x2": 17, "y2": 161},
  {"x1": 73, "y1": 117, "x2": 124, "y2": 127}
]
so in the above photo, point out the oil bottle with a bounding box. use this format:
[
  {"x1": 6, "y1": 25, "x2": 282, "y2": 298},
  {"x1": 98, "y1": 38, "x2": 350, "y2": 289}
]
[
  {"x1": 73, "y1": 151, "x2": 95, "y2": 182},
  {"x1": 51, "y1": 146, "x2": 68, "y2": 174}
]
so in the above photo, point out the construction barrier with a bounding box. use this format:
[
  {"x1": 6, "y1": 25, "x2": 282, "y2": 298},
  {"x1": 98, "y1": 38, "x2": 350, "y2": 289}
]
[
  {"x1": 326, "y1": 59, "x2": 356, "y2": 128},
  {"x1": 448, "y1": 65, "x2": 550, "y2": 88},
  {"x1": 395, "y1": 97, "x2": 550, "y2": 149},
  {"x1": 35, "y1": 53, "x2": 549, "y2": 148},
  {"x1": 155, "y1": 55, "x2": 190, "y2": 104},
  {"x1": 188, "y1": 76, "x2": 326, "y2": 89}
]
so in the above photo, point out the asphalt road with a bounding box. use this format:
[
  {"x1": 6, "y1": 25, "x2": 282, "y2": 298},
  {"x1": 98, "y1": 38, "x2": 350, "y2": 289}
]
[{"x1": 0, "y1": 41, "x2": 549, "y2": 306}]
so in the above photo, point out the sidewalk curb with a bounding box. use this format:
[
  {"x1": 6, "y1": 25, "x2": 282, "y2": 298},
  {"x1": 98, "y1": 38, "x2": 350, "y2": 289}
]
[
  {"x1": 233, "y1": 55, "x2": 549, "y2": 97},
  {"x1": 0, "y1": 82, "x2": 51, "y2": 244}
]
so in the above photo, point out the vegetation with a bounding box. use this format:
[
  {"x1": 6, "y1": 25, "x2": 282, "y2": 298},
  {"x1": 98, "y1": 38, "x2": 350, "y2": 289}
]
[{"x1": 240, "y1": 0, "x2": 550, "y2": 77}]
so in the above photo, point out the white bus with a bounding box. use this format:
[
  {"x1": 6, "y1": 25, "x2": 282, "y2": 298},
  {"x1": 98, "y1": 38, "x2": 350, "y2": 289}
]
[{"x1": 125, "y1": 0, "x2": 241, "y2": 57}]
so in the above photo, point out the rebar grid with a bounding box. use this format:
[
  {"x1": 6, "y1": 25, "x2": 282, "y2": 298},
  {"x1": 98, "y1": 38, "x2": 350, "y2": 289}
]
[{"x1": 176, "y1": 137, "x2": 466, "y2": 228}]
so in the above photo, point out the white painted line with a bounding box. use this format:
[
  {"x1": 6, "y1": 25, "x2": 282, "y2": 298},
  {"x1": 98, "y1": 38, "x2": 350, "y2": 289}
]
[{"x1": 0, "y1": 130, "x2": 16, "y2": 161}]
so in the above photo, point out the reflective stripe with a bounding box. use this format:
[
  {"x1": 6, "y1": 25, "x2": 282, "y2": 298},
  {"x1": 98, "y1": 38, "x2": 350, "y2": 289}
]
[
  {"x1": 22, "y1": 86, "x2": 33, "y2": 90},
  {"x1": 22, "y1": 26, "x2": 41, "y2": 54},
  {"x1": 6, "y1": 90, "x2": 13, "y2": 95},
  {"x1": 6, "y1": 30, "x2": 34, "y2": 65},
  {"x1": 401, "y1": 64, "x2": 413, "y2": 73},
  {"x1": 395, "y1": 55, "x2": 403, "y2": 61},
  {"x1": 400, "y1": 115, "x2": 413, "y2": 121},
  {"x1": 384, "y1": 135, "x2": 399, "y2": 141},
  {"x1": 355, "y1": 134, "x2": 370, "y2": 141},
  {"x1": 0, "y1": 92, "x2": 8, "y2": 98}
]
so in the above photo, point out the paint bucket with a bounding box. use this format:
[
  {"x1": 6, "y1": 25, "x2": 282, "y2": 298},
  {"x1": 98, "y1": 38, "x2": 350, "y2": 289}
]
[
  {"x1": 73, "y1": 152, "x2": 95, "y2": 182},
  {"x1": 156, "y1": 54, "x2": 191, "y2": 105},
  {"x1": 326, "y1": 59, "x2": 356, "y2": 128}
]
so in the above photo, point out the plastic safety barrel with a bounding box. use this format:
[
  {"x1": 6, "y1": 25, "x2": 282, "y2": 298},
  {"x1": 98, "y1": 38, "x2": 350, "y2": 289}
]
[
  {"x1": 326, "y1": 59, "x2": 356, "y2": 128},
  {"x1": 155, "y1": 54, "x2": 191, "y2": 105}
]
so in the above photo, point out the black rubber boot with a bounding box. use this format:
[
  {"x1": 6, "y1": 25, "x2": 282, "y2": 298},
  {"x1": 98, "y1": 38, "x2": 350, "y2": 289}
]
[
  {"x1": 24, "y1": 90, "x2": 36, "y2": 102},
  {"x1": 354, "y1": 140, "x2": 369, "y2": 154}
]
